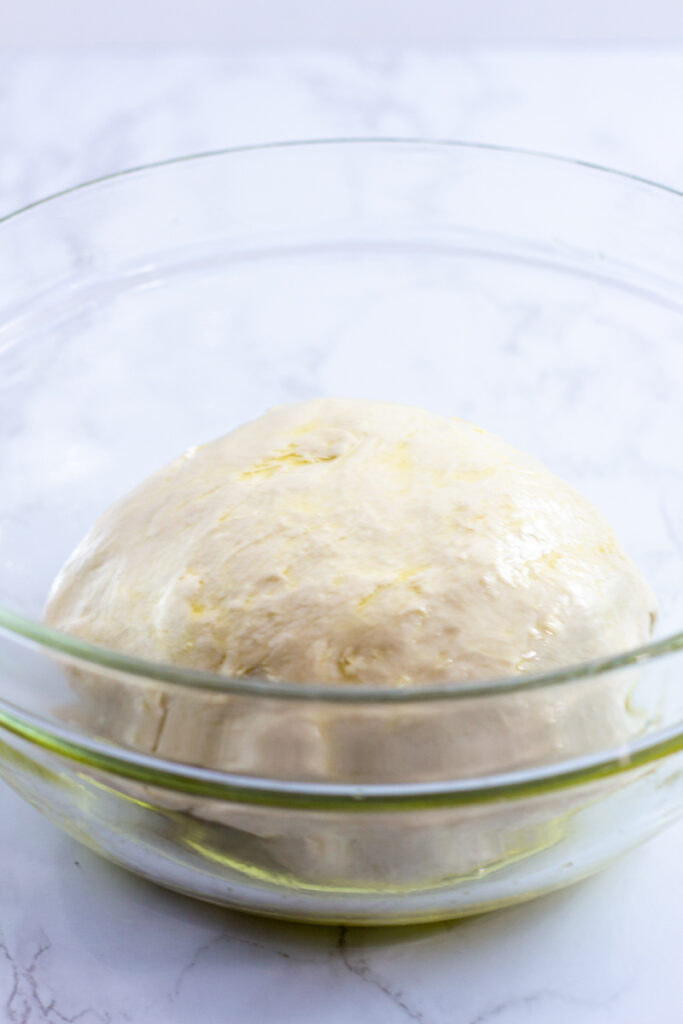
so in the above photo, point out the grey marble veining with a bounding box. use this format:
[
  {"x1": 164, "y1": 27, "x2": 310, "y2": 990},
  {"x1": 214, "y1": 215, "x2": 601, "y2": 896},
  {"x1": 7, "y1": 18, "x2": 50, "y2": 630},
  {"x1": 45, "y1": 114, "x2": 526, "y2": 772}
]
[
  {"x1": 2, "y1": 50, "x2": 683, "y2": 222},
  {"x1": 2, "y1": 49, "x2": 683, "y2": 1023}
]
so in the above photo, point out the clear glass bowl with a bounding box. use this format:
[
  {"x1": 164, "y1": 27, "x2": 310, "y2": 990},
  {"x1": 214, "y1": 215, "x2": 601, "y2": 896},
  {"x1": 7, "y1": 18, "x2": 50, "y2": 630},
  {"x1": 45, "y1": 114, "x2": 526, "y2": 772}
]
[{"x1": 1, "y1": 140, "x2": 683, "y2": 925}]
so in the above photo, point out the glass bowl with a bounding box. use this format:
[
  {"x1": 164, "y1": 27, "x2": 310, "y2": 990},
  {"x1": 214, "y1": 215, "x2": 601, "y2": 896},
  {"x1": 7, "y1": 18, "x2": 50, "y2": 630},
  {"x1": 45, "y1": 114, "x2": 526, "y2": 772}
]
[{"x1": 1, "y1": 139, "x2": 683, "y2": 925}]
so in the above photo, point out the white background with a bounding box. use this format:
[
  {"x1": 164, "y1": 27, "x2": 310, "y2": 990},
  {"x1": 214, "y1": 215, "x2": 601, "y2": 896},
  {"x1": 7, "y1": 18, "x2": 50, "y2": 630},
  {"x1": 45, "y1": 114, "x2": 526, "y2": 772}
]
[{"x1": 2, "y1": 0, "x2": 683, "y2": 47}]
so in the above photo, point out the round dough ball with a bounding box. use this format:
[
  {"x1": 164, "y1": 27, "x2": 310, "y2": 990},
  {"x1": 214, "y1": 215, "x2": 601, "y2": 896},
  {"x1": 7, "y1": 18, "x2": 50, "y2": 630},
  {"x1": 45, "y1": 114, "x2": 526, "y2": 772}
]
[{"x1": 46, "y1": 397, "x2": 655, "y2": 686}]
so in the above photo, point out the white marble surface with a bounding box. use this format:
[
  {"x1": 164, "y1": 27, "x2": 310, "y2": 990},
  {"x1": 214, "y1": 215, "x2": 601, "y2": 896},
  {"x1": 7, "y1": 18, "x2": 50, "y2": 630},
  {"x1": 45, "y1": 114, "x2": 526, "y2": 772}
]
[
  {"x1": 2, "y1": 49, "x2": 683, "y2": 1023},
  {"x1": 3, "y1": 49, "x2": 683, "y2": 219}
]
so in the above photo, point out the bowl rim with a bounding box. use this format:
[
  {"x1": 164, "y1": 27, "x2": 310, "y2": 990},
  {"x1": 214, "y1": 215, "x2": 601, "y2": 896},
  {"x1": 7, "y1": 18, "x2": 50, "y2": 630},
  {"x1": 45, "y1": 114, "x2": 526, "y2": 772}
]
[
  {"x1": 3, "y1": 688, "x2": 683, "y2": 809},
  {"x1": 1, "y1": 136, "x2": 682, "y2": 710}
]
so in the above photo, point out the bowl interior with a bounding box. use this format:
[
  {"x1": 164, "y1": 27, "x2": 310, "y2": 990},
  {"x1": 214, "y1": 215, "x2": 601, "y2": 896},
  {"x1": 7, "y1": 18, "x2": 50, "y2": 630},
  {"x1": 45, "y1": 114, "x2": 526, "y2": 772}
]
[{"x1": 1, "y1": 141, "x2": 683, "y2": 646}]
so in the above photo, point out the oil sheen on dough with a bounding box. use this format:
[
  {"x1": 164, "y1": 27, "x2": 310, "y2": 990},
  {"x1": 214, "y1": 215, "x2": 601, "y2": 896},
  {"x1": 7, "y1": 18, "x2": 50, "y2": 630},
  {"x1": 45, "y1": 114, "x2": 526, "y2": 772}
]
[{"x1": 45, "y1": 397, "x2": 656, "y2": 692}]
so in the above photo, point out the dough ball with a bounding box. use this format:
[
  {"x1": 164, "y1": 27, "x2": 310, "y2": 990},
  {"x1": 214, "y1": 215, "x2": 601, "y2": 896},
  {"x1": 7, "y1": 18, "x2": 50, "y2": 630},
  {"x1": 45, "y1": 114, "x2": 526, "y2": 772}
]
[{"x1": 46, "y1": 398, "x2": 656, "y2": 686}]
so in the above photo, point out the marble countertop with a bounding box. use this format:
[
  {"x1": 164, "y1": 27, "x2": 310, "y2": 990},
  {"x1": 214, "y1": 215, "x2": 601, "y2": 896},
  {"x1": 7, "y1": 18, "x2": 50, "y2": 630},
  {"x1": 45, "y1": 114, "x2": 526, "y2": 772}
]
[{"x1": 2, "y1": 49, "x2": 683, "y2": 1023}]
